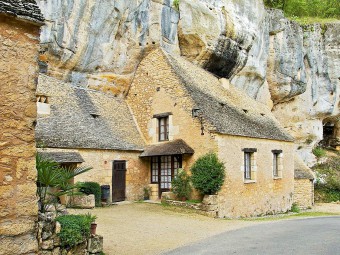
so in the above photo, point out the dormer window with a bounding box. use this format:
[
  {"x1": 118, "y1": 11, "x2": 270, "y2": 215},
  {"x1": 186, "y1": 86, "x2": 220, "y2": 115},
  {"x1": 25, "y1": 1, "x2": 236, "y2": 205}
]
[{"x1": 36, "y1": 95, "x2": 50, "y2": 115}]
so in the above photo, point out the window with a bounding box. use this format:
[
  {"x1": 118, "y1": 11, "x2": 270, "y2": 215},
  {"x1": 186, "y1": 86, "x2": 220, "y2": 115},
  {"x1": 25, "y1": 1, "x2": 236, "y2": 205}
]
[
  {"x1": 242, "y1": 148, "x2": 257, "y2": 183},
  {"x1": 150, "y1": 155, "x2": 182, "y2": 195},
  {"x1": 273, "y1": 153, "x2": 279, "y2": 177},
  {"x1": 272, "y1": 150, "x2": 283, "y2": 178},
  {"x1": 36, "y1": 95, "x2": 50, "y2": 115},
  {"x1": 244, "y1": 152, "x2": 252, "y2": 180},
  {"x1": 158, "y1": 116, "x2": 169, "y2": 141}
]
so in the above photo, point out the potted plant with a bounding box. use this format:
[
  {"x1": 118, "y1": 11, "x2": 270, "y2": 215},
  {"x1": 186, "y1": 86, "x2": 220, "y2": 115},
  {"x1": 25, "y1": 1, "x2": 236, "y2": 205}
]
[
  {"x1": 143, "y1": 186, "x2": 151, "y2": 200},
  {"x1": 88, "y1": 214, "x2": 98, "y2": 235}
]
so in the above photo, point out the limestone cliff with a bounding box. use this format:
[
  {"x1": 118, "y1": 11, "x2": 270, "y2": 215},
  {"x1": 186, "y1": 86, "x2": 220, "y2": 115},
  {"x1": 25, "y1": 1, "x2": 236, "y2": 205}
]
[{"x1": 36, "y1": 0, "x2": 339, "y2": 166}]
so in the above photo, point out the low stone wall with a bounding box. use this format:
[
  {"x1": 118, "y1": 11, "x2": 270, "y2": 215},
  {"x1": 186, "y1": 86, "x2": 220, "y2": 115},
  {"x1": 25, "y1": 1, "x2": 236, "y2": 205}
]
[
  {"x1": 38, "y1": 212, "x2": 103, "y2": 255},
  {"x1": 164, "y1": 194, "x2": 219, "y2": 217},
  {"x1": 68, "y1": 194, "x2": 95, "y2": 209}
]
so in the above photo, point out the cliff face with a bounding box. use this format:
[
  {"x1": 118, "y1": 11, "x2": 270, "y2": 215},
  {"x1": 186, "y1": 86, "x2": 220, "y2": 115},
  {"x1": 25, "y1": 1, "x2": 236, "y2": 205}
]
[{"x1": 37, "y1": 0, "x2": 339, "y2": 165}]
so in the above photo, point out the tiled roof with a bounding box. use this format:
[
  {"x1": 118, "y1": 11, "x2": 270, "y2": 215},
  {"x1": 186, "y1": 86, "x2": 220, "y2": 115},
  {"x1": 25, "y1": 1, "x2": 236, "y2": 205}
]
[
  {"x1": 140, "y1": 139, "x2": 194, "y2": 157},
  {"x1": 36, "y1": 75, "x2": 145, "y2": 151},
  {"x1": 0, "y1": 0, "x2": 44, "y2": 24},
  {"x1": 164, "y1": 52, "x2": 294, "y2": 142},
  {"x1": 294, "y1": 156, "x2": 315, "y2": 180},
  {"x1": 40, "y1": 151, "x2": 85, "y2": 163}
]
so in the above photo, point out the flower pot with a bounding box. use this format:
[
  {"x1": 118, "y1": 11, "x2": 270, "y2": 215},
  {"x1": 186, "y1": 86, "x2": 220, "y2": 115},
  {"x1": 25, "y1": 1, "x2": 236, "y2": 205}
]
[
  {"x1": 181, "y1": 197, "x2": 187, "y2": 202},
  {"x1": 91, "y1": 223, "x2": 97, "y2": 235}
]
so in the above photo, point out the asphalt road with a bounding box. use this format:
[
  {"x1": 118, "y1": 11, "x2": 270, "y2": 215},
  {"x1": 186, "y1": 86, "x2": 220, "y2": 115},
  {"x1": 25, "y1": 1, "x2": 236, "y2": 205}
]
[{"x1": 164, "y1": 217, "x2": 340, "y2": 255}]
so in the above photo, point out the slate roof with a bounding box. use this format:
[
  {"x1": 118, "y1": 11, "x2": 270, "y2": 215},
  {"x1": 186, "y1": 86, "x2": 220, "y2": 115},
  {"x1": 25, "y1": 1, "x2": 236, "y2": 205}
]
[
  {"x1": 140, "y1": 139, "x2": 194, "y2": 157},
  {"x1": 36, "y1": 75, "x2": 145, "y2": 151},
  {"x1": 0, "y1": 0, "x2": 44, "y2": 24},
  {"x1": 164, "y1": 52, "x2": 294, "y2": 142},
  {"x1": 40, "y1": 151, "x2": 85, "y2": 163},
  {"x1": 294, "y1": 156, "x2": 315, "y2": 180}
]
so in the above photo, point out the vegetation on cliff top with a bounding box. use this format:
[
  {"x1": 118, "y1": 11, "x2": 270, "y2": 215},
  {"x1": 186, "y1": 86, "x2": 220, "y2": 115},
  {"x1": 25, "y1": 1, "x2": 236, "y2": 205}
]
[{"x1": 264, "y1": 0, "x2": 340, "y2": 24}]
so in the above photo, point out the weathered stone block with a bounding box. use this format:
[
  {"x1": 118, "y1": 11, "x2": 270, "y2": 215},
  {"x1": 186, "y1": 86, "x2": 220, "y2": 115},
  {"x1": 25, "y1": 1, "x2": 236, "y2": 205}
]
[
  {"x1": 68, "y1": 194, "x2": 95, "y2": 209},
  {"x1": 202, "y1": 195, "x2": 218, "y2": 205},
  {"x1": 87, "y1": 235, "x2": 103, "y2": 254}
]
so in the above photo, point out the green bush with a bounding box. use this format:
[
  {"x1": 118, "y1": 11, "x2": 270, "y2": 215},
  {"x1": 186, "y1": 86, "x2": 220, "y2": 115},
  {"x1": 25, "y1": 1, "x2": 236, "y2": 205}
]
[
  {"x1": 264, "y1": 0, "x2": 340, "y2": 19},
  {"x1": 190, "y1": 152, "x2": 225, "y2": 195},
  {"x1": 312, "y1": 147, "x2": 326, "y2": 158},
  {"x1": 173, "y1": 0, "x2": 179, "y2": 11},
  {"x1": 79, "y1": 182, "x2": 102, "y2": 207},
  {"x1": 313, "y1": 156, "x2": 340, "y2": 202},
  {"x1": 56, "y1": 214, "x2": 94, "y2": 247},
  {"x1": 290, "y1": 203, "x2": 300, "y2": 213},
  {"x1": 171, "y1": 169, "x2": 192, "y2": 200}
]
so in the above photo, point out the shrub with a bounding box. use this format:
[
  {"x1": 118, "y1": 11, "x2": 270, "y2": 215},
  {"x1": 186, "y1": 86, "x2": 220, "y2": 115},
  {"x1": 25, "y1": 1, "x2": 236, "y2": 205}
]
[
  {"x1": 313, "y1": 156, "x2": 340, "y2": 202},
  {"x1": 290, "y1": 203, "x2": 300, "y2": 213},
  {"x1": 79, "y1": 182, "x2": 102, "y2": 207},
  {"x1": 312, "y1": 147, "x2": 326, "y2": 158},
  {"x1": 173, "y1": 0, "x2": 179, "y2": 11},
  {"x1": 190, "y1": 152, "x2": 225, "y2": 195},
  {"x1": 171, "y1": 169, "x2": 192, "y2": 200},
  {"x1": 56, "y1": 214, "x2": 94, "y2": 247}
]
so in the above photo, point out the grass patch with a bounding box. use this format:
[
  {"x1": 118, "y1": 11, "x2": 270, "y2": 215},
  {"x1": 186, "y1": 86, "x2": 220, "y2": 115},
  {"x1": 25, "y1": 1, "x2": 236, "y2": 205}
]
[
  {"x1": 290, "y1": 16, "x2": 339, "y2": 25},
  {"x1": 241, "y1": 211, "x2": 340, "y2": 222}
]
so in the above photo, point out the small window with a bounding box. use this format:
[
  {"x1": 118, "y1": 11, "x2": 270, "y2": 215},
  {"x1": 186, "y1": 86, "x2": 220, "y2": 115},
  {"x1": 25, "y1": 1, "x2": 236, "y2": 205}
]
[
  {"x1": 242, "y1": 148, "x2": 257, "y2": 183},
  {"x1": 273, "y1": 153, "x2": 279, "y2": 177},
  {"x1": 272, "y1": 150, "x2": 283, "y2": 179},
  {"x1": 158, "y1": 116, "x2": 169, "y2": 141},
  {"x1": 244, "y1": 152, "x2": 252, "y2": 180}
]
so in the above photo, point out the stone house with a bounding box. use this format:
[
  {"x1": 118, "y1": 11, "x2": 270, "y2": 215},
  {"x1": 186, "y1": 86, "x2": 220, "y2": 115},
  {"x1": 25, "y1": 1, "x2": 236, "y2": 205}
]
[
  {"x1": 36, "y1": 48, "x2": 313, "y2": 217},
  {"x1": 36, "y1": 75, "x2": 148, "y2": 202},
  {"x1": 0, "y1": 1, "x2": 43, "y2": 254},
  {"x1": 126, "y1": 49, "x2": 296, "y2": 218}
]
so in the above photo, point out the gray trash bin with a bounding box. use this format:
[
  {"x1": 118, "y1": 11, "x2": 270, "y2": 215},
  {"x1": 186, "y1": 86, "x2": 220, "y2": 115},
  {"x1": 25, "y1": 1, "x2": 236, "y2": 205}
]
[{"x1": 101, "y1": 185, "x2": 110, "y2": 202}]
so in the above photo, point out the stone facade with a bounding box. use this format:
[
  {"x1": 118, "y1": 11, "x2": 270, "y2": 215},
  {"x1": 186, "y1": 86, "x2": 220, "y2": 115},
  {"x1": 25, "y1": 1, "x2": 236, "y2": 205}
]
[
  {"x1": 294, "y1": 179, "x2": 314, "y2": 209},
  {"x1": 216, "y1": 135, "x2": 295, "y2": 218},
  {"x1": 39, "y1": 148, "x2": 149, "y2": 202},
  {"x1": 0, "y1": 14, "x2": 41, "y2": 255},
  {"x1": 127, "y1": 49, "x2": 295, "y2": 218}
]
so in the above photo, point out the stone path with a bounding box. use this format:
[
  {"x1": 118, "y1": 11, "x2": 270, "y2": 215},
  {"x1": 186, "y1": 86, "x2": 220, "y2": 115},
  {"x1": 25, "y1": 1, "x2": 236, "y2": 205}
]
[{"x1": 69, "y1": 202, "x2": 340, "y2": 255}]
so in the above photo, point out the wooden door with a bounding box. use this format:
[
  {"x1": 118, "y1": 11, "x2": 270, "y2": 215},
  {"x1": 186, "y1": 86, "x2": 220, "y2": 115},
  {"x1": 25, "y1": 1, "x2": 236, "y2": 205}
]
[{"x1": 112, "y1": 161, "x2": 126, "y2": 202}]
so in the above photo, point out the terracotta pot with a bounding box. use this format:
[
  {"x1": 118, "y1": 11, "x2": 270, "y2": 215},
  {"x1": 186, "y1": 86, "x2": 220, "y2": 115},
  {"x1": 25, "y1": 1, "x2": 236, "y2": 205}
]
[
  {"x1": 181, "y1": 197, "x2": 187, "y2": 202},
  {"x1": 90, "y1": 223, "x2": 97, "y2": 235}
]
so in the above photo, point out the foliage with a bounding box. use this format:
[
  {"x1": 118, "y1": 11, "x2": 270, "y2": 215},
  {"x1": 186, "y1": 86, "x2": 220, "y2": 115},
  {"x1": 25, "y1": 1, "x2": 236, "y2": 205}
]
[
  {"x1": 264, "y1": 0, "x2": 340, "y2": 20},
  {"x1": 36, "y1": 153, "x2": 93, "y2": 213},
  {"x1": 290, "y1": 203, "x2": 300, "y2": 213},
  {"x1": 56, "y1": 214, "x2": 94, "y2": 247},
  {"x1": 173, "y1": 0, "x2": 179, "y2": 11},
  {"x1": 313, "y1": 156, "x2": 340, "y2": 202},
  {"x1": 190, "y1": 152, "x2": 225, "y2": 195},
  {"x1": 143, "y1": 186, "x2": 151, "y2": 199},
  {"x1": 79, "y1": 182, "x2": 102, "y2": 207},
  {"x1": 171, "y1": 169, "x2": 192, "y2": 200},
  {"x1": 312, "y1": 147, "x2": 326, "y2": 158}
]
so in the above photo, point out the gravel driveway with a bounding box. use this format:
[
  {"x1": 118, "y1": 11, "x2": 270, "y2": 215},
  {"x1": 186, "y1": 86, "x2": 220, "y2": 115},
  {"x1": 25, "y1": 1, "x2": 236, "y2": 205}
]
[
  {"x1": 69, "y1": 202, "x2": 340, "y2": 255},
  {"x1": 70, "y1": 203, "x2": 258, "y2": 255}
]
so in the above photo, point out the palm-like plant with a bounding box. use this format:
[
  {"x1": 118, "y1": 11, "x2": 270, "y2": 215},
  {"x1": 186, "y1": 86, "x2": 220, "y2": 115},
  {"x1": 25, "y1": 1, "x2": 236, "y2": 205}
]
[{"x1": 36, "y1": 153, "x2": 92, "y2": 213}]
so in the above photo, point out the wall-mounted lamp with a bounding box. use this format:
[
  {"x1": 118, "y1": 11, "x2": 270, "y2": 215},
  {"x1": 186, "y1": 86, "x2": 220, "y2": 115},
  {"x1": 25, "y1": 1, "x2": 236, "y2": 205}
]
[{"x1": 192, "y1": 108, "x2": 204, "y2": 135}]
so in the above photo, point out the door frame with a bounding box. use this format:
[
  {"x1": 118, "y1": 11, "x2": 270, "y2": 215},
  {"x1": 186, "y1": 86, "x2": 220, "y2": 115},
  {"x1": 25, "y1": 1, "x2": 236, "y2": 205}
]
[{"x1": 112, "y1": 160, "x2": 127, "y2": 202}]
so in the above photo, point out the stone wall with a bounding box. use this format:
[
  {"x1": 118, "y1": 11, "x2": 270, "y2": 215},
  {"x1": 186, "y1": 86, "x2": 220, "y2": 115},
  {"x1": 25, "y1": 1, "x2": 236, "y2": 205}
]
[
  {"x1": 38, "y1": 212, "x2": 103, "y2": 255},
  {"x1": 126, "y1": 48, "x2": 218, "y2": 169},
  {"x1": 127, "y1": 49, "x2": 295, "y2": 217},
  {"x1": 294, "y1": 179, "x2": 314, "y2": 209},
  {"x1": 0, "y1": 16, "x2": 40, "y2": 254},
  {"x1": 39, "y1": 148, "x2": 149, "y2": 202},
  {"x1": 216, "y1": 135, "x2": 295, "y2": 218}
]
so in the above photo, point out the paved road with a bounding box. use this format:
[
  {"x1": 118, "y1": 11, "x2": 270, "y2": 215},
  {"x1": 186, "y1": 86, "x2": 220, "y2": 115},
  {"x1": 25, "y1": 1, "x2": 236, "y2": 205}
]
[{"x1": 164, "y1": 217, "x2": 340, "y2": 255}]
